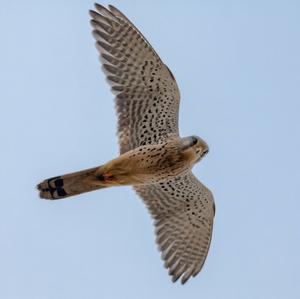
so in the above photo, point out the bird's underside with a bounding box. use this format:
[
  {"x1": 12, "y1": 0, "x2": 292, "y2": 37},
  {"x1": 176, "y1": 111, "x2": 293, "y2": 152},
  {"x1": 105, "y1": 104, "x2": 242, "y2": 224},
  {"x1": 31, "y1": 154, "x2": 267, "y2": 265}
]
[{"x1": 37, "y1": 3, "x2": 215, "y2": 284}]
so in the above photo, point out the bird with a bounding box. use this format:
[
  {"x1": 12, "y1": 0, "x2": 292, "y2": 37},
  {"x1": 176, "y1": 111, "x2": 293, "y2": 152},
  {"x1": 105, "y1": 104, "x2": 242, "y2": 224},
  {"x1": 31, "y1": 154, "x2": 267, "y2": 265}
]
[{"x1": 37, "y1": 3, "x2": 215, "y2": 284}]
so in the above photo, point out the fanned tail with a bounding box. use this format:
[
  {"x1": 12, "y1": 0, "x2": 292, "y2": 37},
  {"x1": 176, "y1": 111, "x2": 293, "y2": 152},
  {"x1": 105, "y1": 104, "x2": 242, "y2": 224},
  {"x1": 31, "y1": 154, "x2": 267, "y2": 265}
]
[{"x1": 37, "y1": 166, "x2": 107, "y2": 200}]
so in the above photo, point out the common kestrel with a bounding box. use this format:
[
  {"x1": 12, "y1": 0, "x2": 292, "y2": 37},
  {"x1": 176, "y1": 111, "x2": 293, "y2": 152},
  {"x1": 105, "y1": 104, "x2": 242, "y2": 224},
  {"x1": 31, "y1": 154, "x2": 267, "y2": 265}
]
[{"x1": 37, "y1": 3, "x2": 215, "y2": 284}]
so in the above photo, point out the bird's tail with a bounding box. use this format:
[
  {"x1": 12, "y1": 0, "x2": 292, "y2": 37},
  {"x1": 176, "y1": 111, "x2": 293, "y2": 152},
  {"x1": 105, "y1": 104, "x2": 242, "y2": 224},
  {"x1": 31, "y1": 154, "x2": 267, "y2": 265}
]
[{"x1": 37, "y1": 166, "x2": 109, "y2": 200}]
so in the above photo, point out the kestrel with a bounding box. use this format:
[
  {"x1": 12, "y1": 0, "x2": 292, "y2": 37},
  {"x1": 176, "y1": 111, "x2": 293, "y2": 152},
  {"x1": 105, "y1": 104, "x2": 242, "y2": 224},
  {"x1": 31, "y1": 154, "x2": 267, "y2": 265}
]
[{"x1": 37, "y1": 3, "x2": 215, "y2": 284}]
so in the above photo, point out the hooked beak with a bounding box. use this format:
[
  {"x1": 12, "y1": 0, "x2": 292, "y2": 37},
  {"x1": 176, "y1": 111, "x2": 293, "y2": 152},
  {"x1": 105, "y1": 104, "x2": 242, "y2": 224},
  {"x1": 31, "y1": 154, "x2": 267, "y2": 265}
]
[
  {"x1": 201, "y1": 148, "x2": 209, "y2": 157},
  {"x1": 195, "y1": 148, "x2": 209, "y2": 163}
]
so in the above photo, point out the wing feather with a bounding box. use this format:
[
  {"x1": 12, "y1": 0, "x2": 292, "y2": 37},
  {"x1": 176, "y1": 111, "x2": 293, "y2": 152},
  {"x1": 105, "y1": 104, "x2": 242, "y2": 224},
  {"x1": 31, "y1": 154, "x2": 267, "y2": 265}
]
[
  {"x1": 135, "y1": 172, "x2": 215, "y2": 284},
  {"x1": 90, "y1": 4, "x2": 180, "y2": 154}
]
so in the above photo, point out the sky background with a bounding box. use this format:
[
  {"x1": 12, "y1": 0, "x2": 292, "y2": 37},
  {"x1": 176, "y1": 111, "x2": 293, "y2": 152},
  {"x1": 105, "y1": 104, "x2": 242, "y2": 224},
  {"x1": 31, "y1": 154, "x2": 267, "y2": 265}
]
[{"x1": 0, "y1": 1, "x2": 300, "y2": 298}]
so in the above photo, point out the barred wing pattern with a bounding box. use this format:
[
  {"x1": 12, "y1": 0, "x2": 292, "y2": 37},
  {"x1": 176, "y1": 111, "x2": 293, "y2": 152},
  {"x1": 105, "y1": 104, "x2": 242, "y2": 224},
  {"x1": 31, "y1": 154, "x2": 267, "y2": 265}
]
[
  {"x1": 135, "y1": 172, "x2": 215, "y2": 284},
  {"x1": 90, "y1": 4, "x2": 180, "y2": 154}
]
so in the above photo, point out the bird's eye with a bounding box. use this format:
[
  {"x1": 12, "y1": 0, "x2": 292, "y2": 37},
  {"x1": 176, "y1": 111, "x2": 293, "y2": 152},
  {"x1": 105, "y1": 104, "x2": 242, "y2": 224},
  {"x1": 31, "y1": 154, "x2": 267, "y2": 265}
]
[{"x1": 191, "y1": 137, "x2": 198, "y2": 146}]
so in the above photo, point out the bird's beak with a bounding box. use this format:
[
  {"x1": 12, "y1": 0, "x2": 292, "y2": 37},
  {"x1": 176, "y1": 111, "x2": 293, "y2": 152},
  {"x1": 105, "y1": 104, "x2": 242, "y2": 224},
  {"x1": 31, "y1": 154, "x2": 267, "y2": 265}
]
[
  {"x1": 201, "y1": 149, "x2": 209, "y2": 158},
  {"x1": 195, "y1": 148, "x2": 208, "y2": 163}
]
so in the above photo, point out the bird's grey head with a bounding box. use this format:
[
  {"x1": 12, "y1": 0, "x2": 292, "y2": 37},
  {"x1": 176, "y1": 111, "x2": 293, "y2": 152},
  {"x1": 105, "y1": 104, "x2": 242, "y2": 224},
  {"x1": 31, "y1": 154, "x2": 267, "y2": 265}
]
[{"x1": 180, "y1": 135, "x2": 209, "y2": 164}]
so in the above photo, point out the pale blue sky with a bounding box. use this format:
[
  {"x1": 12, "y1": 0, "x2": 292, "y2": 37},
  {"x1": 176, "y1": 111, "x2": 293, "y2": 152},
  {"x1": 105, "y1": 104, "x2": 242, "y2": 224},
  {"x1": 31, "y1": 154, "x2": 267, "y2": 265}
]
[{"x1": 1, "y1": 1, "x2": 300, "y2": 298}]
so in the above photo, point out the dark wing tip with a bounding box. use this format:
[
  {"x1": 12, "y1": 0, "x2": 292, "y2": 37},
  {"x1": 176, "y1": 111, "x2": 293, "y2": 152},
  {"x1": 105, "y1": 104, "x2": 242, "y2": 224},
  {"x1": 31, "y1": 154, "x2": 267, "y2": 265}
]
[
  {"x1": 94, "y1": 3, "x2": 116, "y2": 18},
  {"x1": 89, "y1": 9, "x2": 99, "y2": 19}
]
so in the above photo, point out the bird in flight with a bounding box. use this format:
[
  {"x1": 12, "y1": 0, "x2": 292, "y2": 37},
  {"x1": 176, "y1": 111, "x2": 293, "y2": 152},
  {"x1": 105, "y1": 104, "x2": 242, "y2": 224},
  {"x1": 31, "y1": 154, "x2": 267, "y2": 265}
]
[{"x1": 37, "y1": 3, "x2": 215, "y2": 284}]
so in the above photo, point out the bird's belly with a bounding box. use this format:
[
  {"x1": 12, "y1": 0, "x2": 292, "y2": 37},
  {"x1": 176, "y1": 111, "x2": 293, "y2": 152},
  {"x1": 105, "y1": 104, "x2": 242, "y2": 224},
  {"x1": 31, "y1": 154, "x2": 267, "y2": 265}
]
[
  {"x1": 132, "y1": 157, "x2": 190, "y2": 184},
  {"x1": 103, "y1": 142, "x2": 192, "y2": 185}
]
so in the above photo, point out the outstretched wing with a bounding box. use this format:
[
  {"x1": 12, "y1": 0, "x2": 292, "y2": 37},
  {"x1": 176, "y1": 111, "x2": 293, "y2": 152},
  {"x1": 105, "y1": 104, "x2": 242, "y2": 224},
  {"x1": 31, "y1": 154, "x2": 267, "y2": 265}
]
[
  {"x1": 90, "y1": 4, "x2": 180, "y2": 154},
  {"x1": 135, "y1": 172, "x2": 215, "y2": 284}
]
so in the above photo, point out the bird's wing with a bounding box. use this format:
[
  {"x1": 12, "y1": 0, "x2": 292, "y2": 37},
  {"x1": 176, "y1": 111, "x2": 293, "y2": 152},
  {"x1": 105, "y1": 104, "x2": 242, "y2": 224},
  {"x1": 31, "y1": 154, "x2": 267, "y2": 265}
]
[
  {"x1": 90, "y1": 4, "x2": 180, "y2": 154},
  {"x1": 134, "y1": 171, "x2": 215, "y2": 284}
]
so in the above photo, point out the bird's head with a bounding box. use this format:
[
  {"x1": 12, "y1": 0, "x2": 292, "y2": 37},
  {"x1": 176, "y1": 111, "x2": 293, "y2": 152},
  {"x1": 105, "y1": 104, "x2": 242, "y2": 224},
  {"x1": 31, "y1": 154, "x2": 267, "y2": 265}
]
[{"x1": 180, "y1": 135, "x2": 209, "y2": 164}]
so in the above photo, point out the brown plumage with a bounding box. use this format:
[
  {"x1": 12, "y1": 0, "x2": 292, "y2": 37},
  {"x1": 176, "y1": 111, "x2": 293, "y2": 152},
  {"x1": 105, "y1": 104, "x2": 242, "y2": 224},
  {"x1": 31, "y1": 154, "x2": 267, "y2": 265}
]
[
  {"x1": 37, "y1": 136, "x2": 207, "y2": 199},
  {"x1": 37, "y1": 3, "x2": 215, "y2": 284}
]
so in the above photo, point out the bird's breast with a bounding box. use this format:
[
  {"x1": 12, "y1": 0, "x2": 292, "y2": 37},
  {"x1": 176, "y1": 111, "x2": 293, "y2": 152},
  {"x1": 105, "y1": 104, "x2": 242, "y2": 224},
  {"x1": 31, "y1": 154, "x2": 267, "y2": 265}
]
[
  {"x1": 124, "y1": 144, "x2": 192, "y2": 184},
  {"x1": 105, "y1": 142, "x2": 193, "y2": 185}
]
